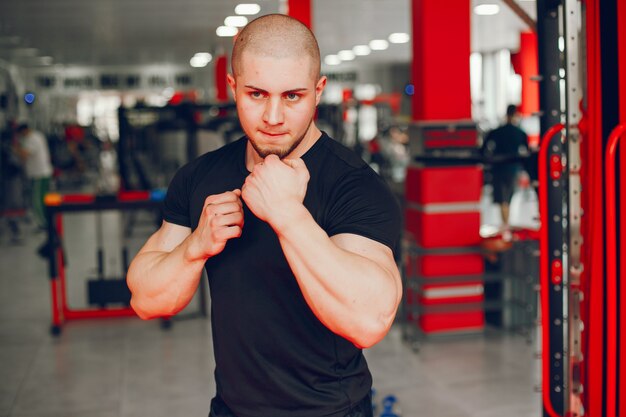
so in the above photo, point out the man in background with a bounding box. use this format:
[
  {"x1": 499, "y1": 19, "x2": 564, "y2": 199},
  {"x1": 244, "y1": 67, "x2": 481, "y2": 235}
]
[
  {"x1": 482, "y1": 104, "x2": 530, "y2": 225},
  {"x1": 13, "y1": 123, "x2": 53, "y2": 230}
]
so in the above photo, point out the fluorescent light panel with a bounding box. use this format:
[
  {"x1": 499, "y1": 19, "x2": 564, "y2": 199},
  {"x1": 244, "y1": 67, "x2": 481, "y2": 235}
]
[
  {"x1": 225, "y1": 16, "x2": 248, "y2": 27},
  {"x1": 337, "y1": 50, "x2": 355, "y2": 61},
  {"x1": 324, "y1": 55, "x2": 341, "y2": 65},
  {"x1": 216, "y1": 26, "x2": 238, "y2": 37},
  {"x1": 353, "y1": 45, "x2": 371, "y2": 56},
  {"x1": 235, "y1": 3, "x2": 261, "y2": 15},
  {"x1": 474, "y1": 4, "x2": 500, "y2": 15},
  {"x1": 369, "y1": 39, "x2": 389, "y2": 50},
  {"x1": 389, "y1": 33, "x2": 410, "y2": 44}
]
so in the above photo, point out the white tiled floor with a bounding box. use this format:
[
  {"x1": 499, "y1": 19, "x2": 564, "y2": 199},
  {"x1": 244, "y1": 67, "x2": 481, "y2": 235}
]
[{"x1": 0, "y1": 214, "x2": 542, "y2": 417}]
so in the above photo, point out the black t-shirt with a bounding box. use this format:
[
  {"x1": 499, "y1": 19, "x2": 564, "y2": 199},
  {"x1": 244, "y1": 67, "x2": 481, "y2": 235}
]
[
  {"x1": 163, "y1": 132, "x2": 401, "y2": 417},
  {"x1": 482, "y1": 123, "x2": 529, "y2": 177}
]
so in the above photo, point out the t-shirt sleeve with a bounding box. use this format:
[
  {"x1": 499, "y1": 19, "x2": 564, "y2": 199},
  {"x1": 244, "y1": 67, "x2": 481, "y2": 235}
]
[
  {"x1": 324, "y1": 168, "x2": 402, "y2": 254},
  {"x1": 162, "y1": 164, "x2": 192, "y2": 227}
]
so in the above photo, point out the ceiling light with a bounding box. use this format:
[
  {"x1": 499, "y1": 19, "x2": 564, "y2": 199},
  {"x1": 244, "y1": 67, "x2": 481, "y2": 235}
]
[
  {"x1": 194, "y1": 52, "x2": 213, "y2": 62},
  {"x1": 225, "y1": 16, "x2": 248, "y2": 27},
  {"x1": 337, "y1": 50, "x2": 355, "y2": 61},
  {"x1": 324, "y1": 55, "x2": 341, "y2": 66},
  {"x1": 369, "y1": 40, "x2": 389, "y2": 51},
  {"x1": 353, "y1": 45, "x2": 371, "y2": 56},
  {"x1": 190, "y1": 56, "x2": 209, "y2": 68},
  {"x1": 235, "y1": 3, "x2": 261, "y2": 15},
  {"x1": 389, "y1": 33, "x2": 410, "y2": 44},
  {"x1": 216, "y1": 26, "x2": 238, "y2": 37},
  {"x1": 474, "y1": 4, "x2": 500, "y2": 15}
]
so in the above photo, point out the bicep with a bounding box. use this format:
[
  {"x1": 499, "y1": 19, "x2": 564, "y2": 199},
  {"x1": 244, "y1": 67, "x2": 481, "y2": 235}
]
[
  {"x1": 138, "y1": 220, "x2": 191, "y2": 254},
  {"x1": 330, "y1": 233, "x2": 400, "y2": 282}
]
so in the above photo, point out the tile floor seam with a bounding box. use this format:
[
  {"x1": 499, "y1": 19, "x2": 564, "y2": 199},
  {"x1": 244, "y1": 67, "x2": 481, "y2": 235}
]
[
  {"x1": 118, "y1": 335, "x2": 128, "y2": 417},
  {"x1": 7, "y1": 340, "x2": 44, "y2": 417}
]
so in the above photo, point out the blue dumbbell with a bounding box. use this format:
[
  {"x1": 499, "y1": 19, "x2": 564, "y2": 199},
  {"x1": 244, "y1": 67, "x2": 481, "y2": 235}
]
[{"x1": 380, "y1": 395, "x2": 399, "y2": 417}]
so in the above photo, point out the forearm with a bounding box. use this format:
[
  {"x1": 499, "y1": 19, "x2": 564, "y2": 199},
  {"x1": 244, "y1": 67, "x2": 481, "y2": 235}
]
[
  {"x1": 127, "y1": 239, "x2": 205, "y2": 319},
  {"x1": 274, "y1": 204, "x2": 401, "y2": 348}
]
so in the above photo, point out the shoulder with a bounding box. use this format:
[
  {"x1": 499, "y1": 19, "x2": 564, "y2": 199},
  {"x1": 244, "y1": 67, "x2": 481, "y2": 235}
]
[
  {"x1": 316, "y1": 133, "x2": 369, "y2": 171},
  {"x1": 176, "y1": 136, "x2": 245, "y2": 180}
]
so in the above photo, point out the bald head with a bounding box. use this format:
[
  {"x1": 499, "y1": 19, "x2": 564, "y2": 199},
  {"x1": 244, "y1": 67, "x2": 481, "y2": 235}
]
[{"x1": 231, "y1": 14, "x2": 321, "y2": 81}]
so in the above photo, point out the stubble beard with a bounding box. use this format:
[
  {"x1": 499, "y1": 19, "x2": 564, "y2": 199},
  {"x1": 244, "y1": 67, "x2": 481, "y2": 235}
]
[{"x1": 249, "y1": 120, "x2": 313, "y2": 159}]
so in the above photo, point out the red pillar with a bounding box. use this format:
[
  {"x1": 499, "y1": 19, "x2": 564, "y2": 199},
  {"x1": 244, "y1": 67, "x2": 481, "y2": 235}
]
[
  {"x1": 287, "y1": 0, "x2": 312, "y2": 29},
  {"x1": 511, "y1": 31, "x2": 540, "y2": 146},
  {"x1": 215, "y1": 54, "x2": 228, "y2": 102},
  {"x1": 411, "y1": 0, "x2": 471, "y2": 121},
  {"x1": 512, "y1": 32, "x2": 539, "y2": 116}
]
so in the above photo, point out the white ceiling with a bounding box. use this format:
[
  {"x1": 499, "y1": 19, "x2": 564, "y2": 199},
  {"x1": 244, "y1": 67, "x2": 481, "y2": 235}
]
[{"x1": 0, "y1": 0, "x2": 536, "y2": 69}]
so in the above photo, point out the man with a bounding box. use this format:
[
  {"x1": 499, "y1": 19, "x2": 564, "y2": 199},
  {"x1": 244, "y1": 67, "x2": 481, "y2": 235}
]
[
  {"x1": 13, "y1": 123, "x2": 53, "y2": 229},
  {"x1": 482, "y1": 104, "x2": 529, "y2": 225},
  {"x1": 127, "y1": 14, "x2": 402, "y2": 417}
]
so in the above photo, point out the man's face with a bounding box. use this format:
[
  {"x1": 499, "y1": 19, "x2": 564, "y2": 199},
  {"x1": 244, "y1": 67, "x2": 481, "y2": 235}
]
[{"x1": 227, "y1": 52, "x2": 326, "y2": 159}]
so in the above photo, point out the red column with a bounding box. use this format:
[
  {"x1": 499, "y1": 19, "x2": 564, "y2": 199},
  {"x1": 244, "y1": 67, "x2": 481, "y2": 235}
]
[
  {"x1": 511, "y1": 32, "x2": 539, "y2": 116},
  {"x1": 511, "y1": 32, "x2": 540, "y2": 146},
  {"x1": 215, "y1": 54, "x2": 228, "y2": 102},
  {"x1": 287, "y1": 0, "x2": 312, "y2": 29},
  {"x1": 411, "y1": 0, "x2": 471, "y2": 121}
]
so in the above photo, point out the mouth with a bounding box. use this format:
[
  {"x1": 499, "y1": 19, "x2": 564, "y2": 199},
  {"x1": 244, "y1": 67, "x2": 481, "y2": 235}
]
[{"x1": 260, "y1": 130, "x2": 288, "y2": 137}]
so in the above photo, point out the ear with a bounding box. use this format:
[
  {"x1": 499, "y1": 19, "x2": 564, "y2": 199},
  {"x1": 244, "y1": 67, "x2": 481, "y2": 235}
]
[
  {"x1": 314, "y1": 76, "x2": 327, "y2": 106},
  {"x1": 227, "y1": 73, "x2": 237, "y2": 101}
]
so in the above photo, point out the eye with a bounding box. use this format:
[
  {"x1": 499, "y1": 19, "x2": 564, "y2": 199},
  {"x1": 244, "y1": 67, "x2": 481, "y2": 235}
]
[
  {"x1": 250, "y1": 91, "x2": 265, "y2": 99},
  {"x1": 285, "y1": 93, "x2": 301, "y2": 102}
]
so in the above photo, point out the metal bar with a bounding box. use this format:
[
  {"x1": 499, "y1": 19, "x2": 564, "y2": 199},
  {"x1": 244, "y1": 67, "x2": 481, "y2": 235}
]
[
  {"x1": 539, "y1": 123, "x2": 565, "y2": 417},
  {"x1": 617, "y1": 3, "x2": 626, "y2": 416},
  {"x1": 501, "y1": 0, "x2": 537, "y2": 32},
  {"x1": 55, "y1": 214, "x2": 68, "y2": 319},
  {"x1": 583, "y1": 0, "x2": 605, "y2": 414},
  {"x1": 605, "y1": 124, "x2": 625, "y2": 417},
  {"x1": 563, "y1": 0, "x2": 585, "y2": 413}
]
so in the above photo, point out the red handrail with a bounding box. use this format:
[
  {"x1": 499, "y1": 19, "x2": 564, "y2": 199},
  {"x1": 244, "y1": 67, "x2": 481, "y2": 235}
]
[
  {"x1": 605, "y1": 123, "x2": 626, "y2": 417},
  {"x1": 539, "y1": 123, "x2": 565, "y2": 417}
]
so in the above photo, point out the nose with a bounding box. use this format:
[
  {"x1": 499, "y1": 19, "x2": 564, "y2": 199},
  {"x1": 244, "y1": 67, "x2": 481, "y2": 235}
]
[{"x1": 262, "y1": 96, "x2": 284, "y2": 126}]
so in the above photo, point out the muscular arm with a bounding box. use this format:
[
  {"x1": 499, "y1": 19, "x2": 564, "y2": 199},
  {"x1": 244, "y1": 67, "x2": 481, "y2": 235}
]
[
  {"x1": 276, "y1": 206, "x2": 402, "y2": 349},
  {"x1": 127, "y1": 221, "x2": 203, "y2": 319},
  {"x1": 128, "y1": 190, "x2": 244, "y2": 319},
  {"x1": 242, "y1": 155, "x2": 401, "y2": 348}
]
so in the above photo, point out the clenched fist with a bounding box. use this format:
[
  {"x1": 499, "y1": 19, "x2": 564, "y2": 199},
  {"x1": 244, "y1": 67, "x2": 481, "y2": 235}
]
[
  {"x1": 187, "y1": 189, "x2": 244, "y2": 261},
  {"x1": 241, "y1": 154, "x2": 310, "y2": 228}
]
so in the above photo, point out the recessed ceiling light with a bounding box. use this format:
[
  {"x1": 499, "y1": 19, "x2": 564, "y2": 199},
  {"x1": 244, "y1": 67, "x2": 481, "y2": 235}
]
[
  {"x1": 216, "y1": 26, "x2": 238, "y2": 37},
  {"x1": 474, "y1": 4, "x2": 500, "y2": 15},
  {"x1": 369, "y1": 40, "x2": 389, "y2": 51},
  {"x1": 190, "y1": 56, "x2": 208, "y2": 68},
  {"x1": 194, "y1": 52, "x2": 213, "y2": 62},
  {"x1": 388, "y1": 33, "x2": 410, "y2": 44},
  {"x1": 353, "y1": 45, "x2": 371, "y2": 56},
  {"x1": 235, "y1": 3, "x2": 261, "y2": 15},
  {"x1": 337, "y1": 50, "x2": 355, "y2": 61},
  {"x1": 324, "y1": 55, "x2": 341, "y2": 66},
  {"x1": 225, "y1": 16, "x2": 248, "y2": 27}
]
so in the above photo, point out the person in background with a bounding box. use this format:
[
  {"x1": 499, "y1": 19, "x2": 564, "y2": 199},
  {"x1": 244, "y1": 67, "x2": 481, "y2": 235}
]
[
  {"x1": 127, "y1": 14, "x2": 402, "y2": 417},
  {"x1": 13, "y1": 123, "x2": 53, "y2": 230},
  {"x1": 482, "y1": 104, "x2": 530, "y2": 225},
  {"x1": 1, "y1": 121, "x2": 24, "y2": 241}
]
